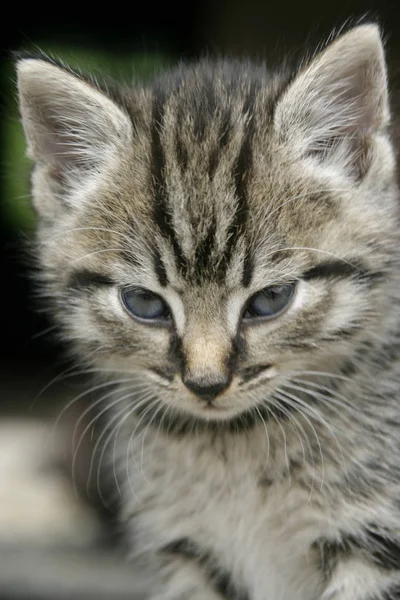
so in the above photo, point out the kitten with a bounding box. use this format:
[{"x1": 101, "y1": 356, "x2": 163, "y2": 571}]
[{"x1": 17, "y1": 23, "x2": 400, "y2": 600}]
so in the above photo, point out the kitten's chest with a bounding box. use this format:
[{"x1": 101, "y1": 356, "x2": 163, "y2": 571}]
[{"x1": 119, "y1": 425, "x2": 325, "y2": 600}]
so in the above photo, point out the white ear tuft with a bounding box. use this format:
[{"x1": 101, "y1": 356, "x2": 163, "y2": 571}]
[
  {"x1": 274, "y1": 24, "x2": 389, "y2": 176},
  {"x1": 17, "y1": 59, "x2": 132, "y2": 170}
]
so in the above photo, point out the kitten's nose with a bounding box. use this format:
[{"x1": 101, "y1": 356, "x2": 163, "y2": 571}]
[{"x1": 183, "y1": 378, "x2": 229, "y2": 402}]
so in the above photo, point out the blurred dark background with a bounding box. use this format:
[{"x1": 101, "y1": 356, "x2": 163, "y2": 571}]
[{"x1": 1, "y1": 0, "x2": 400, "y2": 390}]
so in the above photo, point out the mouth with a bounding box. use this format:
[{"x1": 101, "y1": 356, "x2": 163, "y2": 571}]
[
  {"x1": 200, "y1": 402, "x2": 221, "y2": 411},
  {"x1": 193, "y1": 395, "x2": 222, "y2": 411},
  {"x1": 191, "y1": 396, "x2": 245, "y2": 420}
]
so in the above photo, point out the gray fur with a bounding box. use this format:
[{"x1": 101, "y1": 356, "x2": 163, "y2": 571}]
[{"x1": 17, "y1": 24, "x2": 400, "y2": 599}]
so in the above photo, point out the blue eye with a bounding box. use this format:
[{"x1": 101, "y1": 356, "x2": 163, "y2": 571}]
[
  {"x1": 243, "y1": 283, "x2": 296, "y2": 320},
  {"x1": 121, "y1": 287, "x2": 171, "y2": 322}
]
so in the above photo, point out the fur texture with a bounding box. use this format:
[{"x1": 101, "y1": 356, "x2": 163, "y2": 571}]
[{"x1": 17, "y1": 24, "x2": 400, "y2": 599}]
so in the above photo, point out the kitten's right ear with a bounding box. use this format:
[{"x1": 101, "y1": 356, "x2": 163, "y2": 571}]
[{"x1": 17, "y1": 58, "x2": 132, "y2": 171}]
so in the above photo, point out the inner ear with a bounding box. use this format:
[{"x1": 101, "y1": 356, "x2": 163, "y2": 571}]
[
  {"x1": 274, "y1": 24, "x2": 389, "y2": 178},
  {"x1": 17, "y1": 58, "x2": 133, "y2": 171}
]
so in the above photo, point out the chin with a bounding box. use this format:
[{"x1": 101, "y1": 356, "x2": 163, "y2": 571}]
[{"x1": 190, "y1": 405, "x2": 243, "y2": 422}]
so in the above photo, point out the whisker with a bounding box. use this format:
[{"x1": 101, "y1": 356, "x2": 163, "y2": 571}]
[
  {"x1": 281, "y1": 382, "x2": 351, "y2": 487},
  {"x1": 71, "y1": 381, "x2": 141, "y2": 449},
  {"x1": 265, "y1": 393, "x2": 311, "y2": 471},
  {"x1": 39, "y1": 227, "x2": 144, "y2": 249},
  {"x1": 140, "y1": 402, "x2": 166, "y2": 474},
  {"x1": 287, "y1": 379, "x2": 356, "y2": 416},
  {"x1": 87, "y1": 389, "x2": 155, "y2": 501},
  {"x1": 72, "y1": 400, "x2": 127, "y2": 498},
  {"x1": 30, "y1": 324, "x2": 59, "y2": 340},
  {"x1": 71, "y1": 247, "x2": 127, "y2": 264},
  {"x1": 269, "y1": 405, "x2": 291, "y2": 488},
  {"x1": 110, "y1": 391, "x2": 158, "y2": 499},
  {"x1": 284, "y1": 369, "x2": 353, "y2": 383},
  {"x1": 30, "y1": 345, "x2": 141, "y2": 410},
  {"x1": 31, "y1": 362, "x2": 85, "y2": 410},
  {"x1": 148, "y1": 403, "x2": 172, "y2": 466},
  {"x1": 259, "y1": 247, "x2": 361, "y2": 271},
  {"x1": 125, "y1": 398, "x2": 162, "y2": 491},
  {"x1": 264, "y1": 188, "x2": 347, "y2": 220},
  {"x1": 273, "y1": 391, "x2": 325, "y2": 492},
  {"x1": 95, "y1": 400, "x2": 150, "y2": 507},
  {"x1": 52, "y1": 377, "x2": 133, "y2": 442},
  {"x1": 253, "y1": 404, "x2": 270, "y2": 470}
]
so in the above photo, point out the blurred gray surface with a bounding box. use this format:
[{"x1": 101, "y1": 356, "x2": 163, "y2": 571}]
[
  {"x1": 0, "y1": 375, "x2": 142, "y2": 599},
  {"x1": 0, "y1": 547, "x2": 147, "y2": 599}
]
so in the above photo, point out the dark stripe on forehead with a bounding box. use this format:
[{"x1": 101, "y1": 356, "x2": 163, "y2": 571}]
[
  {"x1": 208, "y1": 109, "x2": 232, "y2": 179},
  {"x1": 232, "y1": 124, "x2": 251, "y2": 229},
  {"x1": 302, "y1": 260, "x2": 380, "y2": 283},
  {"x1": 242, "y1": 251, "x2": 254, "y2": 287},
  {"x1": 67, "y1": 269, "x2": 114, "y2": 290},
  {"x1": 223, "y1": 86, "x2": 257, "y2": 269},
  {"x1": 175, "y1": 99, "x2": 189, "y2": 172},
  {"x1": 153, "y1": 248, "x2": 169, "y2": 287},
  {"x1": 193, "y1": 214, "x2": 218, "y2": 283},
  {"x1": 194, "y1": 85, "x2": 258, "y2": 281},
  {"x1": 193, "y1": 80, "x2": 218, "y2": 142},
  {"x1": 175, "y1": 133, "x2": 189, "y2": 172},
  {"x1": 151, "y1": 89, "x2": 188, "y2": 274}
]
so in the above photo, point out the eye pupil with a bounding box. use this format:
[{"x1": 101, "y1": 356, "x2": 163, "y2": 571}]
[
  {"x1": 244, "y1": 283, "x2": 295, "y2": 321},
  {"x1": 121, "y1": 287, "x2": 170, "y2": 322}
]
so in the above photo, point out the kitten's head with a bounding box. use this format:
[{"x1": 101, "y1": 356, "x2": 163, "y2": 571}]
[{"x1": 17, "y1": 25, "x2": 399, "y2": 424}]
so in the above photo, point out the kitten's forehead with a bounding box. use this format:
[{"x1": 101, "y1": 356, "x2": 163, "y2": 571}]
[
  {"x1": 129, "y1": 64, "x2": 340, "y2": 287},
  {"x1": 138, "y1": 62, "x2": 292, "y2": 286},
  {"x1": 70, "y1": 61, "x2": 357, "y2": 290}
]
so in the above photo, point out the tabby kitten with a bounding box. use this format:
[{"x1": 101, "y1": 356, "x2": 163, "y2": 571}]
[{"x1": 17, "y1": 24, "x2": 400, "y2": 600}]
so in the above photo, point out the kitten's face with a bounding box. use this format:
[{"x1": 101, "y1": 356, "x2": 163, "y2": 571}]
[{"x1": 18, "y1": 25, "x2": 399, "y2": 423}]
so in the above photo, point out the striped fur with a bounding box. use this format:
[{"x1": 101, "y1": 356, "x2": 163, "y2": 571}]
[{"x1": 17, "y1": 24, "x2": 400, "y2": 600}]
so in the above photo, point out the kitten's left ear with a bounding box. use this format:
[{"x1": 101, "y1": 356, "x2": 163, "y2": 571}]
[{"x1": 274, "y1": 24, "x2": 389, "y2": 176}]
